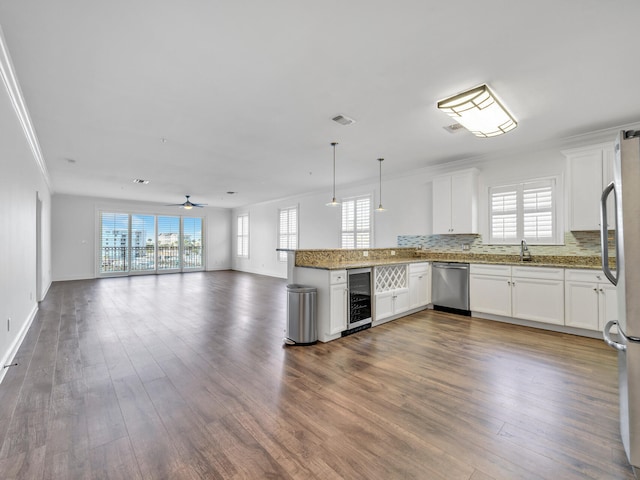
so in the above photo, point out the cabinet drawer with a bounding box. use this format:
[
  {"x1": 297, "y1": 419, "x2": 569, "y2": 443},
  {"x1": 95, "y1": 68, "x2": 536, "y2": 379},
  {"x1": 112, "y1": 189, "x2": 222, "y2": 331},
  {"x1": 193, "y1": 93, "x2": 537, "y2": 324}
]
[
  {"x1": 565, "y1": 269, "x2": 611, "y2": 284},
  {"x1": 470, "y1": 264, "x2": 511, "y2": 276},
  {"x1": 512, "y1": 266, "x2": 564, "y2": 281},
  {"x1": 330, "y1": 270, "x2": 347, "y2": 285},
  {"x1": 409, "y1": 262, "x2": 429, "y2": 274}
]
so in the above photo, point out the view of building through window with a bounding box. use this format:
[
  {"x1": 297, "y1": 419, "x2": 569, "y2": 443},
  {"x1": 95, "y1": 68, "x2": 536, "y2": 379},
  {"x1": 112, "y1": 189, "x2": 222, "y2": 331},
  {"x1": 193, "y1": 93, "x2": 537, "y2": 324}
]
[{"x1": 100, "y1": 212, "x2": 203, "y2": 275}]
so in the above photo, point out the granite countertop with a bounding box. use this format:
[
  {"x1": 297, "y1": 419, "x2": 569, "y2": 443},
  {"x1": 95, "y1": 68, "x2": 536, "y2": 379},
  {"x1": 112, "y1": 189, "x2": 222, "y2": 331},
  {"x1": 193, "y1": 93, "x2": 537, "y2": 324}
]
[{"x1": 295, "y1": 252, "x2": 611, "y2": 271}]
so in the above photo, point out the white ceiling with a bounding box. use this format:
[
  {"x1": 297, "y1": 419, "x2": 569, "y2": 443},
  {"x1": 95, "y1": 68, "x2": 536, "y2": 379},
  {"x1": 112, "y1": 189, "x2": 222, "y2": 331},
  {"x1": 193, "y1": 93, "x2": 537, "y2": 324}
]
[{"x1": 1, "y1": 0, "x2": 639, "y2": 208}]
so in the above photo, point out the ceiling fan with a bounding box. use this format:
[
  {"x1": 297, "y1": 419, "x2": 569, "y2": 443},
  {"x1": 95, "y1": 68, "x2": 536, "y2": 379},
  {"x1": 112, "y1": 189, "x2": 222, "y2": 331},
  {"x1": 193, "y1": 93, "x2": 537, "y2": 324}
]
[{"x1": 166, "y1": 195, "x2": 207, "y2": 210}]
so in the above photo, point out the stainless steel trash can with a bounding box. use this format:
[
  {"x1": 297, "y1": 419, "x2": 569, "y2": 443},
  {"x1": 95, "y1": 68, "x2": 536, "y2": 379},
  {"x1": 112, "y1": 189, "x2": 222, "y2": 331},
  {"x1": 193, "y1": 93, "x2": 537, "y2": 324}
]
[{"x1": 284, "y1": 284, "x2": 317, "y2": 345}]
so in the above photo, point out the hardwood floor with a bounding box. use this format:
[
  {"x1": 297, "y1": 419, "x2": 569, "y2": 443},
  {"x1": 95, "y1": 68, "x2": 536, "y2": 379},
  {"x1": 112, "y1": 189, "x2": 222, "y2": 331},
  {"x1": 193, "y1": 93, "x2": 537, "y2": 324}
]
[{"x1": 0, "y1": 270, "x2": 635, "y2": 479}]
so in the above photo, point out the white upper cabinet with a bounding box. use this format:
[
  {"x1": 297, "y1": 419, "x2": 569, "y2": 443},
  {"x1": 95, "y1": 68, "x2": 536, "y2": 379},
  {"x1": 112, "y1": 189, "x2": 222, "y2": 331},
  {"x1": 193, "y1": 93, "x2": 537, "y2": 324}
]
[
  {"x1": 564, "y1": 143, "x2": 614, "y2": 231},
  {"x1": 432, "y1": 169, "x2": 478, "y2": 234}
]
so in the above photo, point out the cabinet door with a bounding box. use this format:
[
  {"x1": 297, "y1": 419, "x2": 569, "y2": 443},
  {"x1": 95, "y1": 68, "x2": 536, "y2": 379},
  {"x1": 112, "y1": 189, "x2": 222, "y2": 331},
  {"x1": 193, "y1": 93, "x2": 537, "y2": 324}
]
[
  {"x1": 599, "y1": 283, "x2": 618, "y2": 331},
  {"x1": 329, "y1": 283, "x2": 348, "y2": 334},
  {"x1": 470, "y1": 274, "x2": 511, "y2": 316},
  {"x1": 450, "y1": 171, "x2": 477, "y2": 234},
  {"x1": 512, "y1": 278, "x2": 564, "y2": 325},
  {"x1": 375, "y1": 291, "x2": 394, "y2": 321},
  {"x1": 565, "y1": 281, "x2": 600, "y2": 330},
  {"x1": 432, "y1": 176, "x2": 452, "y2": 234},
  {"x1": 409, "y1": 272, "x2": 429, "y2": 309},
  {"x1": 568, "y1": 149, "x2": 604, "y2": 230},
  {"x1": 393, "y1": 288, "x2": 410, "y2": 315}
]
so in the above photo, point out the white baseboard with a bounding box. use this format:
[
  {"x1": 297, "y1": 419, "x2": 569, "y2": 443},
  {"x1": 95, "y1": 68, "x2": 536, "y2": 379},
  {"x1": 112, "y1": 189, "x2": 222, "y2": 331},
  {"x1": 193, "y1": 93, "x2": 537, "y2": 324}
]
[{"x1": 0, "y1": 303, "x2": 39, "y2": 385}]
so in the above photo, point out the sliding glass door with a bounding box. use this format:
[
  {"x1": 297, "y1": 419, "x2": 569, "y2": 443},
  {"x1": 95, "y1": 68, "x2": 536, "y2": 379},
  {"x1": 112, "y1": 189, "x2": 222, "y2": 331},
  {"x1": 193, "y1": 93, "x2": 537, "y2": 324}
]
[
  {"x1": 131, "y1": 214, "x2": 156, "y2": 272},
  {"x1": 157, "y1": 216, "x2": 180, "y2": 272},
  {"x1": 183, "y1": 217, "x2": 203, "y2": 269},
  {"x1": 99, "y1": 212, "x2": 204, "y2": 276}
]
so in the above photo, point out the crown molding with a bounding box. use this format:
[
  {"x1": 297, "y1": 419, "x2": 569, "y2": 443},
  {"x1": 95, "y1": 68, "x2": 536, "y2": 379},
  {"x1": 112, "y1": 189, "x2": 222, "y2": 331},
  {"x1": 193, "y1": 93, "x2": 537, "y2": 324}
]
[{"x1": 0, "y1": 26, "x2": 51, "y2": 190}]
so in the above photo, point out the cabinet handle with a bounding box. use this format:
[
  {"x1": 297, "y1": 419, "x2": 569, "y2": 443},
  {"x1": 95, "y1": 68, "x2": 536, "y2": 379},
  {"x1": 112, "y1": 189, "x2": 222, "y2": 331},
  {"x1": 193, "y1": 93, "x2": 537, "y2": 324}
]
[
  {"x1": 593, "y1": 288, "x2": 598, "y2": 292},
  {"x1": 507, "y1": 281, "x2": 511, "y2": 286},
  {"x1": 600, "y1": 288, "x2": 604, "y2": 293},
  {"x1": 512, "y1": 282, "x2": 516, "y2": 286}
]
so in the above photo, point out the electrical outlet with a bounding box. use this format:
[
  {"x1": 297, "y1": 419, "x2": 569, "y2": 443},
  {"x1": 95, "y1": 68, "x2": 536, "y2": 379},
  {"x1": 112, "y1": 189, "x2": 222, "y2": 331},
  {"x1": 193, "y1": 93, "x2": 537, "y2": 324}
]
[
  {"x1": 462, "y1": 244, "x2": 470, "y2": 251},
  {"x1": 391, "y1": 250, "x2": 396, "y2": 256},
  {"x1": 363, "y1": 251, "x2": 368, "y2": 257}
]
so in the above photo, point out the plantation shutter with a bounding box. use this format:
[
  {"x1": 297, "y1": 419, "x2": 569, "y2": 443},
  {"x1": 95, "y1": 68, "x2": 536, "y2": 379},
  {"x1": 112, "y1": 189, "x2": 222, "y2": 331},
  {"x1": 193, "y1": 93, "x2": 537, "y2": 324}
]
[
  {"x1": 341, "y1": 199, "x2": 356, "y2": 249},
  {"x1": 355, "y1": 196, "x2": 371, "y2": 248},
  {"x1": 489, "y1": 179, "x2": 556, "y2": 244},
  {"x1": 237, "y1": 214, "x2": 249, "y2": 257},
  {"x1": 523, "y1": 181, "x2": 554, "y2": 242},
  {"x1": 278, "y1": 207, "x2": 297, "y2": 261},
  {"x1": 341, "y1": 195, "x2": 371, "y2": 249}
]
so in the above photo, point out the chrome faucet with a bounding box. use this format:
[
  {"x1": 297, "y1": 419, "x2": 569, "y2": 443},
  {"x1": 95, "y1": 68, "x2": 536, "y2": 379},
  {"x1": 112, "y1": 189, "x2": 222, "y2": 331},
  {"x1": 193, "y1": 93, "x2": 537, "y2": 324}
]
[{"x1": 520, "y1": 239, "x2": 532, "y2": 262}]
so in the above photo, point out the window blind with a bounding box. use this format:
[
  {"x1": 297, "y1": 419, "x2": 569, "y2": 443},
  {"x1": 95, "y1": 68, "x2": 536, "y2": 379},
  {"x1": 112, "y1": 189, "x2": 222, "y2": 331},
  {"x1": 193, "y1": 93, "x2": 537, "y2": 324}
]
[
  {"x1": 489, "y1": 179, "x2": 556, "y2": 244},
  {"x1": 237, "y1": 214, "x2": 249, "y2": 257},
  {"x1": 278, "y1": 206, "x2": 297, "y2": 261},
  {"x1": 341, "y1": 195, "x2": 371, "y2": 249},
  {"x1": 99, "y1": 212, "x2": 129, "y2": 273}
]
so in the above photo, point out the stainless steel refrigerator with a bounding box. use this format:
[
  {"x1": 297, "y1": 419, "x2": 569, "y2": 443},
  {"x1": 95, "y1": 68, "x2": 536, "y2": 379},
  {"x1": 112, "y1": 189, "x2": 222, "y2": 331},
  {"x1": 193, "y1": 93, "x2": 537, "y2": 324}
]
[{"x1": 601, "y1": 129, "x2": 640, "y2": 474}]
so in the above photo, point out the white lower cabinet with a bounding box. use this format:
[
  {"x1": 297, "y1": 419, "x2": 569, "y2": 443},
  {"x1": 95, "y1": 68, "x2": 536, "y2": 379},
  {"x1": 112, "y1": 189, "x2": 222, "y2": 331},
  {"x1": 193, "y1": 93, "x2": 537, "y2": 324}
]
[
  {"x1": 511, "y1": 277, "x2": 564, "y2": 325},
  {"x1": 374, "y1": 264, "x2": 409, "y2": 323},
  {"x1": 329, "y1": 282, "x2": 348, "y2": 335},
  {"x1": 565, "y1": 269, "x2": 617, "y2": 331},
  {"x1": 470, "y1": 265, "x2": 512, "y2": 316},
  {"x1": 375, "y1": 288, "x2": 410, "y2": 321},
  {"x1": 471, "y1": 265, "x2": 565, "y2": 326},
  {"x1": 409, "y1": 262, "x2": 431, "y2": 309},
  {"x1": 292, "y1": 267, "x2": 348, "y2": 342}
]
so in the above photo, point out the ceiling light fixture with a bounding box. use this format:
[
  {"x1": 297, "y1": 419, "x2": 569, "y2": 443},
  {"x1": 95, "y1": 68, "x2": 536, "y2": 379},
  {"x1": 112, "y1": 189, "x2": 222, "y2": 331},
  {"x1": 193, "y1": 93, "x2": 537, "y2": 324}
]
[
  {"x1": 437, "y1": 84, "x2": 517, "y2": 138},
  {"x1": 376, "y1": 158, "x2": 386, "y2": 212},
  {"x1": 326, "y1": 142, "x2": 341, "y2": 207},
  {"x1": 133, "y1": 178, "x2": 149, "y2": 184}
]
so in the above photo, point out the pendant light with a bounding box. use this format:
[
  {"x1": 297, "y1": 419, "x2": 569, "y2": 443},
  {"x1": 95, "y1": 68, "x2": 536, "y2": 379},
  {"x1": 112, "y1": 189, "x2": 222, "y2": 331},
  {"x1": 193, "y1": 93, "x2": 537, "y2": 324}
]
[
  {"x1": 326, "y1": 142, "x2": 341, "y2": 207},
  {"x1": 376, "y1": 158, "x2": 387, "y2": 212}
]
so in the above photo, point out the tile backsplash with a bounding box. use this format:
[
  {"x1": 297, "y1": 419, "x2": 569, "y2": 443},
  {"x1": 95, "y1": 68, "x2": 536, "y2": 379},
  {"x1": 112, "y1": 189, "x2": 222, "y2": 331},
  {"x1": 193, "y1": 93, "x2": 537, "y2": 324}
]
[{"x1": 398, "y1": 231, "x2": 613, "y2": 257}]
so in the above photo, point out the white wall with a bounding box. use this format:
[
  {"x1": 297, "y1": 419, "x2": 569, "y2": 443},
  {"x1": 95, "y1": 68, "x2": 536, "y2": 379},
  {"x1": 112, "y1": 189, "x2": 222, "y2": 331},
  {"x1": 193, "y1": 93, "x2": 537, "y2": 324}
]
[
  {"x1": 0, "y1": 69, "x2": 52, "y2": 381},
  {"x1": 52, "y1": 194, "x2": 231, "y2": 281},
  {"x1": 231, "y1": 172, "x2": 433, "y2": 278},
  {"x1": 229, "y1": 127, "x2": 638, "y2": 279}
]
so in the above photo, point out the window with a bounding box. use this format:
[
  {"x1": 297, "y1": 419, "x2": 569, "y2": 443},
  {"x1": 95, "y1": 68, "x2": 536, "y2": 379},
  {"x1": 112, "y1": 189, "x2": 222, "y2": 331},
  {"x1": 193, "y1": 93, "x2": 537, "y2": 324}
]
[
  {"x1": 131, "y1": 214, "x2": 155, "y2": 272},
  {"x1": 100, "y1": 212, "x2": 129, "y2": 273},
  {"x1": 99, "y1": 212, "x2": 204, "y2": 275},
  {"x1": 237, "y1": 213, "x2": 249, "y2": 258},
  {"x1": 341, "y1": 195, "x2": 371, "y2": 249},
  {"x1": 489, "y1": 179, "x2": 557, "y2": 244},
  {"x1": 157, "y1": 216, "x2": 180, "y2": 270},
  {"x1": 278, "y1": 206, "x2": 298, "y2": 261},
  {"x1": 183, "y1": 217, "x2": 203, "y2": 268}
]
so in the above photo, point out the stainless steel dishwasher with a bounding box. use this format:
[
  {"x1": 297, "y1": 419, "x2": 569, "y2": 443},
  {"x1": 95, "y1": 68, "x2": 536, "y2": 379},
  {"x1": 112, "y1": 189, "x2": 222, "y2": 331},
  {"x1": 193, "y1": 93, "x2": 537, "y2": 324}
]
[{"x1": 431, "y1": 262, "x2": 470, "y2": 314}]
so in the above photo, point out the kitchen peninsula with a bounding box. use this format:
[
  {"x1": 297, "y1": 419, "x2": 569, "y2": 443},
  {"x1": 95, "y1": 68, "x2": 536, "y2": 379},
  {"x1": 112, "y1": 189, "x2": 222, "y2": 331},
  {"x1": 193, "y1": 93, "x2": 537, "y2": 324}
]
[{"x1": 284, "y1": 247, "x2": 613, "y2": 343}]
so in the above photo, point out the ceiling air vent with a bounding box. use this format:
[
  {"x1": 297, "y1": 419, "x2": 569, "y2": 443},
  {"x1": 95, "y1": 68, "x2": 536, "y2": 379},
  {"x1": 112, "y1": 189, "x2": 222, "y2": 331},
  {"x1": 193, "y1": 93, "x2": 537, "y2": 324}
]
[
  {"x1": 332, "y1": 114, "x2": 356, "y2": 126},
  {"x1": 443, "y1": 123, "x2": 466, "y2": 134}
]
